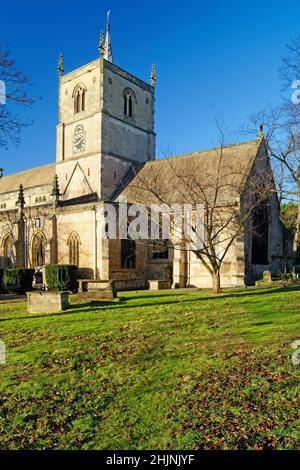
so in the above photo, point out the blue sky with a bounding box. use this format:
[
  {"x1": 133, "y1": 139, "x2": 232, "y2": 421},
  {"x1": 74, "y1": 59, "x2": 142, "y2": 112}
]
[{"x1": 1, "y1": 0, "x2": 300, "y2": 175}]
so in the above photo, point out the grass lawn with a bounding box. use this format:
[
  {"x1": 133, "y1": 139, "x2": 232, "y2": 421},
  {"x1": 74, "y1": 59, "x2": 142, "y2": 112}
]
[{"x1": 0, "y1": 286, "x2": 299, "y2": 450}]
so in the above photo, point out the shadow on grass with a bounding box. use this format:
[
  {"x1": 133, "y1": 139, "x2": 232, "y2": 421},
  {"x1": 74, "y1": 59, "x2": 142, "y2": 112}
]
[
  {"x1": 1, "y1": 285, "x2": 299, "y2": 323},
  {"x1": 0, "y1": 300, "x2": 117, "y2": 323},
  {"x1": 121, "y1": 285, "x2": 300, "y2": 303},
  {"x1": 119, "y1": 292, "x2": 189, "y2": 300},
  {"x1": 67, "y1": 284, "x2": 300, "y2": 316}
]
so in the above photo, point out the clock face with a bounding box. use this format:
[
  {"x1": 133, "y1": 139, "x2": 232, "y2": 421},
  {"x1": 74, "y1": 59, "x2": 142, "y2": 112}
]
[{"x1": 73, "y1": 125, "x2": 86, "y2": 154}]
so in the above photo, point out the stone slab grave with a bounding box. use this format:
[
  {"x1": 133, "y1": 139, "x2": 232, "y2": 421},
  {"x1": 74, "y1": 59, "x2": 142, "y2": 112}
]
[
  {"x1": 255, "y1": 269, "x2": 297, "y2": 287},
  {"x1": 77, "y1": 279, "x2": 116, "y2": 300},
  {"x1": 27, "y1": 291, "x2": 69, "y2": 314},
  {"x1": 148, "y1": 280, "x2": 172, "y2": 290}
]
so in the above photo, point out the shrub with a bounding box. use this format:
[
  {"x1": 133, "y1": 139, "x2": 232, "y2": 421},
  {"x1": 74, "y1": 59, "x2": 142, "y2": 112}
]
[
  {"x1": 4, "y1": 268, "x2": 35, "y2": 294},
  {"x1": 0, "y1": 268, "x2": 5, "y2": 293},
  {"x1": 45, "y1": 264, "x2": 78, "y2": 293}
]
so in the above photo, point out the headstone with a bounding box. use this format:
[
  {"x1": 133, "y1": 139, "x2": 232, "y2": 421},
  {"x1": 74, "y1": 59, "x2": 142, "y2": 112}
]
[
  {"x1": 149, "y1": 280, "x2": 172, "y2": 290},
  {"x1": 263, "y1": 270, "x2": 272, "y2": 282}
]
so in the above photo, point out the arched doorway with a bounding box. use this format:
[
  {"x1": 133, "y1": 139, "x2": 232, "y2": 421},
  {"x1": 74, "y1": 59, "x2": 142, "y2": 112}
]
[{"x1": 32, "y1": 232, "x2": 46, "y2": 267}]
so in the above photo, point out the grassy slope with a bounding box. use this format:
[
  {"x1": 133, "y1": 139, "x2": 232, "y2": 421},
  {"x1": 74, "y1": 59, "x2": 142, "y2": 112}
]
[{"x1": 0, "y1": 286, "x2": 299, "y2": 449}]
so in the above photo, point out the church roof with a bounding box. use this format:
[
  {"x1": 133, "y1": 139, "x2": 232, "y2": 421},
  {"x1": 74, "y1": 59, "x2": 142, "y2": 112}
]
[
  {"x1": 0, "y1": 163, "x2": 55, "y2": 195},
  {"x1": 118, "y1": 139, "x2": 264, "y2": 205}
]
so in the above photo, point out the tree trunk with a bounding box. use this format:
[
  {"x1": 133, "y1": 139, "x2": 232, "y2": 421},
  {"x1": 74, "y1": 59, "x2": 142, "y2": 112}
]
[
  {"x1": 296, "y1": 175, "x2": 300, "y2": 258},
  {"x1": 212, "y1": 269, "x2": 221, "y2": 294}
]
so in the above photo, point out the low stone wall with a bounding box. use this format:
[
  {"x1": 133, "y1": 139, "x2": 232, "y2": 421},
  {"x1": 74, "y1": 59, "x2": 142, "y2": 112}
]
[
  {"x1": 114, "y1": 279, "x2": 146, "y2": 291},
  {"x1": 27, "y1": 291, "x2": 69, "y2": 314},
  {"x1": 255, "y1": 279, "x2": 298, "y2": 287},
  {"x1": 77, "y1": 290, "x2": 115, "y2": 301},
  {"x1": 76, "y1": 280, "x2": 117, "y2": 301},
  {"x1": 148, "y1": 280, "x2": 172, "y2": 290}
]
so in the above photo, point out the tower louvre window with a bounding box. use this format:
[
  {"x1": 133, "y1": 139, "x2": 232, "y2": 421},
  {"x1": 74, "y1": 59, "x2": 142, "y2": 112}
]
[
  {"x1": 128, "y1": 94, "x2": 132, "y2": 117},
  {"x1": 82, "y1": 90, "x2": 85, "y2": 111},
  {"x1": 73, "y1": 84, "x2": 86, "y2": 114},
  {"x1": 76, "y1": 92, "x2": 80, "y2": 113},
  {"x1": 123, "y1": 89, "x2": 135, "y2": 117}
]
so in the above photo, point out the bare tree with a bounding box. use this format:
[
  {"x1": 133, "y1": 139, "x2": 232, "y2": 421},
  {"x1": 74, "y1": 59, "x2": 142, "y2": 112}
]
[
  {"x1": 0, "y1": 42, "x2": 35, "y2": 149},
  {"x1": 244, "y1": 35, "x2": 300, "y2": 250},
  {"x1": 124, "y1": 131, "x2": 272, "y2": 293}
]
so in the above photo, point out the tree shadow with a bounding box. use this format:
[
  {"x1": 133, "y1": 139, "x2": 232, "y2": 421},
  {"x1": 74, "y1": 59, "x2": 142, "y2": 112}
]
[
  {"x1": 119, "y1": 292, "x2": 190, "y2": 300},
  {"x1": 67, "y1": 285, "x2": 300, "y2": 315},
  {"x1": 1, "y1": 285, "x2": 299, "y2": 323}
]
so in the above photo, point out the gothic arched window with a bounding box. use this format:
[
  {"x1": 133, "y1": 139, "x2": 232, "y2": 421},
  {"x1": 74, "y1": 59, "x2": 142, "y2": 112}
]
[
  {"x1": 123, "y1": 89, "x2": 135, "y2": 117},
  {"x1": 2, "y1": 234, "x2": 15, "y2": 267},
  {"x1": 73, "y1": 84, "x2": 86, "y2": 114},
  {"x1": 32, "y1": 232, "x2": 46, "y2": 268},
  {"x1": 68, "y1": 232, "x2": 80, "y2": 266}
]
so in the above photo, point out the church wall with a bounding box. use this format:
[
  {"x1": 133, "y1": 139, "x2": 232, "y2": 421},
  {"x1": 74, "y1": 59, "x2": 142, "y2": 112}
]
[
  {"x1": 56, "y1": 206, "x2": 97, "y2": 278},
  {"x1": 109, "y1": 238, "x2": 148, "y2": 290},
  {"x1": 0, "y1": 184, "x2": 53, "y2": 211},
  {"x1": 102, "y1": 117, "x2": 154, "y2": 164},
  {"x1": 188, "y1": 237, "x2": 245, "y2": 288},
  {"x1": 100, "y1": 154, "x2": 132, "y2": 200},
  {"x1": 61, "y1": 115, "x2": 101, "y2": 162},
  {"x1": 56, "y1": 155, "x2": 101, "y2": 199}
]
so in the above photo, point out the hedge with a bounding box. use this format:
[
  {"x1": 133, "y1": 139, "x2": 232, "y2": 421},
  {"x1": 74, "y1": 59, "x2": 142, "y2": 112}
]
[
  {"x1": 0, "y1": 268, "x2": 4, "y2": 293},
  {"x1": 45, "y1": 264, "x2": 78, "y2": 292},
  {"x1": 4, "y1": 268, "x2": 35, "y2": 294}
]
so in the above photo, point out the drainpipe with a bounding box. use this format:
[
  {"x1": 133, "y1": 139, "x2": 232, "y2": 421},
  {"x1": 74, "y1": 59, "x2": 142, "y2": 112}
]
[
  {"x1": 93, "y1": 206, "x2": 98, "y2": 279},
  {"x1": 187, "y1": 249, "x2": 191, "y2": 287},
  {"x1": 24, "y1": 217, "x2": 27, "y2": 268}
]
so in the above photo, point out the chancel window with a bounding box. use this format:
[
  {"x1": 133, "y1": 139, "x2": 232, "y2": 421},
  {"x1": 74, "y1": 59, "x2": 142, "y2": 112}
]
[
  {"x1": 251, "y1": 203, "x2": 269, "y2": 264},
  {"x1": 121, "y1": 238, "x2": 136, "y2": 269},
  {"x1": 124, "y1": 89, "x2": 134, "y2": 117},
  {"x1": 68, "y1": 232, "x2": 80, "y2": 266},
  {"x1": 74, "y1": 84, "x2": 86, "y2": 114}
]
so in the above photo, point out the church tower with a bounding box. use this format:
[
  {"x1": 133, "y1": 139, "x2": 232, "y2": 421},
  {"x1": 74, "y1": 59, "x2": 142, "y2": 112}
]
[{"x1": 55, "y1": 12, "x2": 156, "y2": 201}]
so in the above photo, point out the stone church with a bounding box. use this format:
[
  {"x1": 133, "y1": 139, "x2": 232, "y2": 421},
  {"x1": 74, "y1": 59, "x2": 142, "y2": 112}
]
[{"x1": 0, "y1": 14, "x2": 289, "y2": 289}]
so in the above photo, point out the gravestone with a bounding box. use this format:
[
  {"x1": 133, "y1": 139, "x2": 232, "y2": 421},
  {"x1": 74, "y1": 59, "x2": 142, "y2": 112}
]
[{"x1": 263, "y1": 270, "x2": 272, "y2": 282}]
